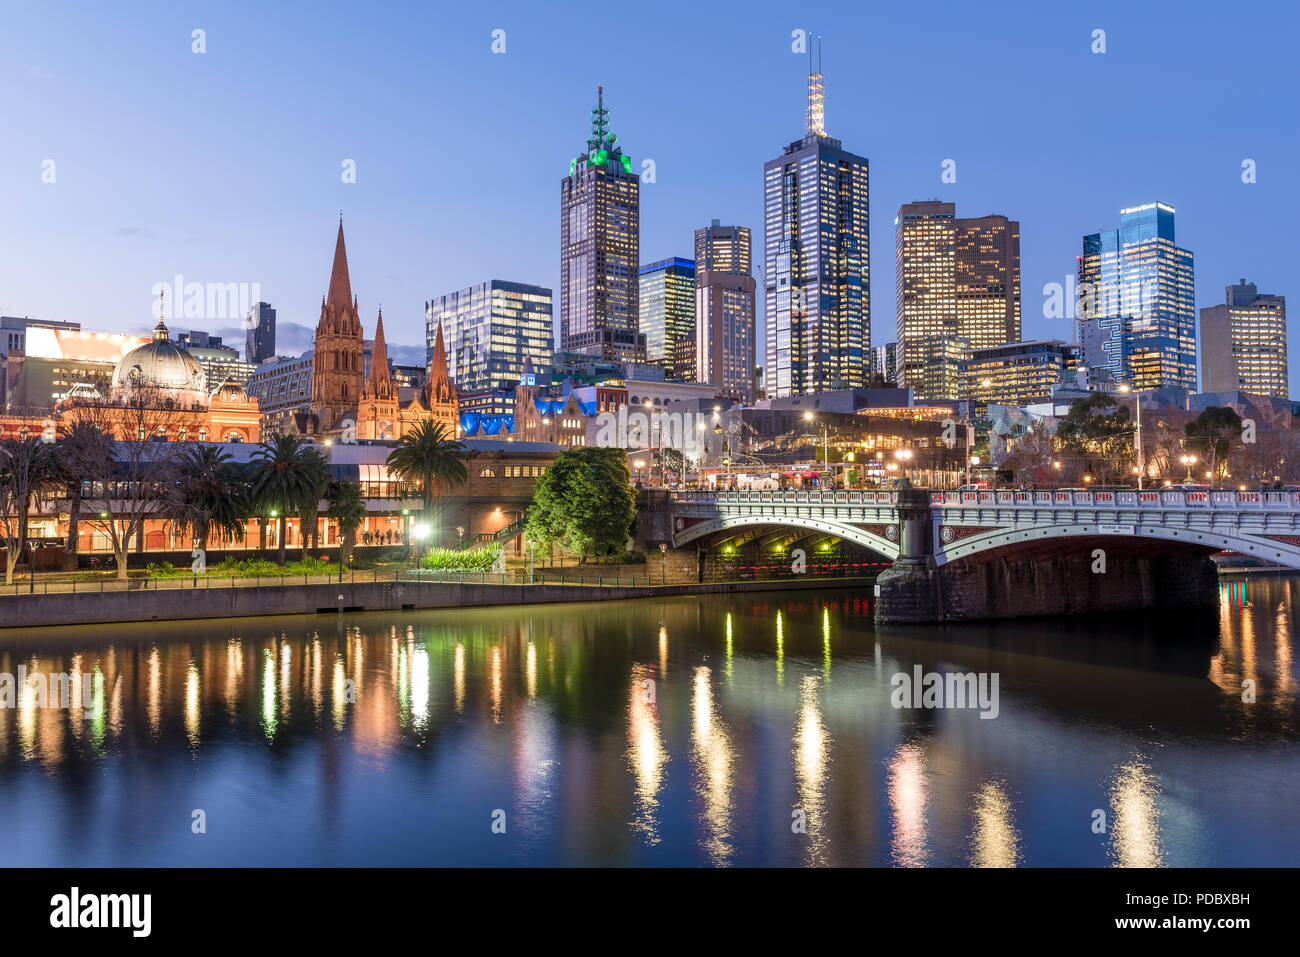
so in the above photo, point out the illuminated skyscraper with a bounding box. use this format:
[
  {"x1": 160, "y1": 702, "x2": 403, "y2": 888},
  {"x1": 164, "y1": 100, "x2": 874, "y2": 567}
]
[
  {"x1": 763, "y1": 49, "x2": 869, "y2": 397},
  {"x1": 638, "y1": 257, "x2": 695, "y2": 380},
  {"x1": 695, "y1": 221, "x2": 755, "y2": 401},
  {"x1": 895, "y1": 201, "x2": 1020, "y2": 401},
  {"x1": 425, "y1": 280, "x2": 553, "y2": 394},
  {"x1": 1078, "y1": 202, "x2": 1196, "y2": 390},
  {"x1": 1200, "y1": 279, "x2": 1288, "y2": 397},
  {"x1": 560, "y1": 86, "x2": 644, "y2": 363}
]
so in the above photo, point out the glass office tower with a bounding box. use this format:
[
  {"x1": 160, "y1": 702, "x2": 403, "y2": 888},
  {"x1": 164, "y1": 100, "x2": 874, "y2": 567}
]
[
  {"x1": 1078, "y1": 202, "x2": 1195, "y2": 389},
  {"x1": 763, "y1": 58, "x2": 869, "y2": 397},
  {"x1": 638, "y1": 257, "x2": 695, "y2": 380},
  {"x1": 425, "y1": 280, "x2": 553, "y2": 393}
]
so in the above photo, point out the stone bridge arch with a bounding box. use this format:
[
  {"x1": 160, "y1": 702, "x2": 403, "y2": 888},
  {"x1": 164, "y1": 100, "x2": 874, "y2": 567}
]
[{"x1": 673, "y1": 514, "x2": 900, "y2": 562}]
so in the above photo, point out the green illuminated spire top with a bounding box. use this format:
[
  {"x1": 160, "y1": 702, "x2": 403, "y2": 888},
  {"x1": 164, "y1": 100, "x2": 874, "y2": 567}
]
[
  {"x1": 571, "y1": 84, "x2": 632, "y2": 177},
  {"x1": 589, "y1": 84, "x2": 614, "y2": 149}
]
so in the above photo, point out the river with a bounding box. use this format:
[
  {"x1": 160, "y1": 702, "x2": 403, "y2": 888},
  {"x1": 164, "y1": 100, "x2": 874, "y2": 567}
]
[{"x1": 0, "y1": 576, "x2": 1296, "y2": 866}]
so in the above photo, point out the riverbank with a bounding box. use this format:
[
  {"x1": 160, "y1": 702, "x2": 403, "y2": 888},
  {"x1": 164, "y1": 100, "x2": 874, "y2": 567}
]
[{"x1": 0, "y1": 574, "x2": 876, "y2": 632}]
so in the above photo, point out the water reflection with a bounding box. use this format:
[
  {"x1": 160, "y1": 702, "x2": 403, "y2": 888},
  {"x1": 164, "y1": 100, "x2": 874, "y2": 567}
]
[{"x1": 0, "y1": 576, "x2": 1295, "y2": 867}]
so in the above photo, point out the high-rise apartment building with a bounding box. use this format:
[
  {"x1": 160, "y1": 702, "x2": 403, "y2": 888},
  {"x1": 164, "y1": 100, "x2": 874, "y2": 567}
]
[
  {"x1": 695, "y1": 221, "x2": 756, "y2": 402},
  {"x1": 895, "y1": 201, "x2": 1020, "y2": 401},
  {"x1": 245, "y1": 301, "x2": 276, "y2": 365},
  {"x1": 1200, "y1": 279, "x2": 1288, "y2": 397},
  {"x1": 763, "y1": 54, "x2": 869, "y2": 397},
  {"x1": 560, "y1": 86, "x2": 644, "y2": 363},
  {"x1": 425, "y1": 280, "x2": 553, "y2": 395},
  {"x1": 638, "y1": 258, "x2": 695, "y2": 380},
  {"x1": 1077, "y1": 202, "x2": 1195, "y2": 390},
  {"x1": 871, "y1": 342, "x2": 898, "y2": 385}
]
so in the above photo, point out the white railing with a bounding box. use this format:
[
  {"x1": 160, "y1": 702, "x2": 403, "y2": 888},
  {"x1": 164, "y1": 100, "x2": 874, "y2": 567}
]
[
  {"x1": 669, "y1": 489, "x2": 899, "y2": 506},
  {"x1": 928, "y1": 490, "x2": 1300, "y2": 509}
]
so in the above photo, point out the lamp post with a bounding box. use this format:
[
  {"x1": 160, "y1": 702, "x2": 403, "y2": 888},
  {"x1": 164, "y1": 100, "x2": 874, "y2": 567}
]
[
  {"x1": 1180, "y1": 453, "x2": 1197, "y2": 483},
  {"x1": 659, "y1": 542, "x2": 667, "y2": 586},
  {"x1": 803, "y1": 411, "x2": 829, "y2": 479},
  {"x1": 1119, "y1": 384, "x2": 1143, "y2": 489}
]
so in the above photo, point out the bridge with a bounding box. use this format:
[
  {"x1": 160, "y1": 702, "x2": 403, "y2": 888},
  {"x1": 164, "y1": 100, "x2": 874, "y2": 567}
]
[{"x1": 665, "y1": 488, "x2": 1300, "y2": 622}]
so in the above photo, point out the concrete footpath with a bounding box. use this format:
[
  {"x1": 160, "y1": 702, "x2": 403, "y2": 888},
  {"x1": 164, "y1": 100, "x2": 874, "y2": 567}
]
[{"x1": 0, "y1": 576, "x2": 876, "y2": 631}]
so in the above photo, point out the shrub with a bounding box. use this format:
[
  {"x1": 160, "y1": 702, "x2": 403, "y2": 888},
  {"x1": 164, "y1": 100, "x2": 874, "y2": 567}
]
[{"x1": 418, "y1": 543, "x2": 502, "y2": 572}]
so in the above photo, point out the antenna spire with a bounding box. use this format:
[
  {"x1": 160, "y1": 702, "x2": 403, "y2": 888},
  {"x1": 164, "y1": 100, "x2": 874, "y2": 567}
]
[
  {"x1": 590, "y1": 84, "x2": 610, "y2": 146},
  {"x1": 806, "y1": 36, "x2": 826, "y2": 136}
]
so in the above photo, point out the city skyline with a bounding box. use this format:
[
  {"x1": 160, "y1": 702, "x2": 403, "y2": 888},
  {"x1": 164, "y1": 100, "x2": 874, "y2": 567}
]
[{"x1": 4, "y1": 3, "x2": 1298, "y2": 388}]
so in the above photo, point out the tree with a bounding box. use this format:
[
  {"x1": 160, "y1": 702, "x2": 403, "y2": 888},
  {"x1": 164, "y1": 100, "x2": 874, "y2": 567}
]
[
  {"x1": 0, "y1": 438, "x2": 59, "y2": 584},
  {"x1": 326, "y1": 480, "x2": 366, "y2": 567},
  {"x1": 1056, "y1": 393, "x2": 1133, "y2": 484},
  {"x1": 1000, "y1": 421, "x2": 1057, "y2": 486},
  {"x1": 248, "y1": 435, "x2": 329, "y2": 565},
  {"x1": 385, "y1": 420, "x2": 467, "y2": 547},
  {"x1": 167, "y1": 445, "x2": 248, "y2": 556},
  {"x1": 525, "y1": 447, "x2": 635, "y2": 564},
  {"x1": 54, "y1": 420, "x2": 114, "y2": 571},
  {"x1": 1185, "y1": 406, "x2": 1244, "y2": 485}
]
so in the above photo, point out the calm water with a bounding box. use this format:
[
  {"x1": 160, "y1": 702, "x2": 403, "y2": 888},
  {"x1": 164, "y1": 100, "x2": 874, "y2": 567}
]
[{"x1": 0, "y1": 577, "x2": 1297, "y2": 867}]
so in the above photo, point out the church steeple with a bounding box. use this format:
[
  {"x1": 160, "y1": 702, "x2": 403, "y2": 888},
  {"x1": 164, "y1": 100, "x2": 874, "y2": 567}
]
[
  {"x1": 326, "y1": 219, "x2": 353, "y2": 314},
  {"x1": 365, "y1": 310, "x2": 393, "y2": 400},
  {"x1": 428, "y1": 319, "x2": 454, "y2": 405}
]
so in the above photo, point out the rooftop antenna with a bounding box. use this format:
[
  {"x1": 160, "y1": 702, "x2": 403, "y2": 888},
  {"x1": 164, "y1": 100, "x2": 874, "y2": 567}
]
[{"x1": 806, "y1": 35, "x2": 825, "y2": 136}]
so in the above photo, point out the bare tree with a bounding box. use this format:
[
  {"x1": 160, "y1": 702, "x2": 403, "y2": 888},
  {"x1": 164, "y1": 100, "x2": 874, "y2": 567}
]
[
  {"x1": 0, "y1": 438, "x2": 59, "y2": 584},
  {"x1": 64, "y1": 388, "x2": 194, "y2": 579}
]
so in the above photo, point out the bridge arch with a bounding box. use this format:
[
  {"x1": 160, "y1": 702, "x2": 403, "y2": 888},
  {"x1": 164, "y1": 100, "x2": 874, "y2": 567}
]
[
  {"x1": 936, "y1": 522, "x2": 1300, "y2": 571},
  {"x1": 674, "y1": 514, "x2": 900, "y2": 561}
]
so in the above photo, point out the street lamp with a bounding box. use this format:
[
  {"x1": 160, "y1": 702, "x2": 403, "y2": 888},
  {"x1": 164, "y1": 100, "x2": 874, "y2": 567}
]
[
  {"x1": 1180, "y1": 453, "x2": 1197, "y2": 482},
  {"x1": 1118, "y1": 384, "x2": 1143, "y2": 489},
  {"x1": 803, "y1": 411, "x2": 830, "y2": 477},
  {"x1": 894, "y1": 448, "x2": 913, "y2": 485},
  {"x1": 658, "y1": 542, "x2": 667, "y2": 586}
]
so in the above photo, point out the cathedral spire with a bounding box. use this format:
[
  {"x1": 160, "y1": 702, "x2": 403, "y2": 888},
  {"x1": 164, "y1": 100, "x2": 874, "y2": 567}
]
[
  {"x1": 326, "y1": 219, "x2": 353, "y2": 313},
  {"x1": 366, "y1": 309, "x2": 392, "y2": 398}
]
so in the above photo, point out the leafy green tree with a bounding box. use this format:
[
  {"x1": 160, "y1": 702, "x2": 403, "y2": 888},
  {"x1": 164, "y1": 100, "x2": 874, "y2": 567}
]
[
  {"x1": 525, "y1": 447, "x2": 635, "y2": 564},
  {"x1": 326, "y1": 480, "x2": 366, "y2": 567},
  {"x1": 1056, "y1": 393, "x2": 1133, "y2": 484},
  {"x1": 167, "y1": 444, "x2": 248, "y2": 555},
  {"x1": 1185, "y1": 406, "x2": 1244, "y2": 484},
  {"x1": 385, "y1": 420, "x2": 467, "y2": 547},
  {"x1": 249, "y1": 435, "x2": 329, "y2": 565}
]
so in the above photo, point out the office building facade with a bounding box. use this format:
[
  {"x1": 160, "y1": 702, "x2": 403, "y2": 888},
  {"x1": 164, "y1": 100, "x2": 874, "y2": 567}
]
[
  {"x1": 1200, "y1": 279, "x2": 1288, "y2": 397},
  {"x1": 245, "y1": 301, "x2": 276, "y2": 365},
  {"x1": 964, "y1": 339, "x2": 1079, "y2": 415},
  {"x1": 560, "y1": 86, "x2": 644, "y2": 363},
  {"x1": 895, "y1": 201, "x2": 1020, "y2": 400},
  {"x1": 694, "y1": 222, "x2": 755, "y2": 402},
  {"x1": 763, "y1": 60, "x2": 869, "y2": 397},
  {"x1": 425, "y1": 280, "x2": 553, "y2": 395},
  {"x1": 638, "y1": 257, "x2": 695, "y2": 380},
  {"x1": 1078, "y1": 202, "x2": 1195, "y2": 390}
]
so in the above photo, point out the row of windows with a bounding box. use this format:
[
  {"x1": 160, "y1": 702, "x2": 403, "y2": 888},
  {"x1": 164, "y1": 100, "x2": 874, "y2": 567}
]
[{"x1": 478, "y1": 465, "x2": 547, "y2": 479}]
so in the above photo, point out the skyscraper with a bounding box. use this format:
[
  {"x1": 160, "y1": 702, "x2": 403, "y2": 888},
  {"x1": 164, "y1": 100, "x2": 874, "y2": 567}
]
[
  {"x1": 245, "y1": 301, "x2": 276, "y2": 364},
  {"x1": 560, "y1": 86, "x2": 644, "y2": 363},
  {"x1": 763, "y1": 50, "x2": 869, "y2": 397},
  {"x1": 895, "y1": 201, "x2": 1020, "y2": 400},
  {"x1": 310, "y1": 219, "x2": 364, "y2": 432},
  {"x1": 1078, "y1": 202, "x2": 1195, "y2": 390},
  {"x1": 1200, "y1": 279, "x2": 1288, "y2": 397},
  {"x1": 695, "y1": 221, "x2": 756, "y2": 401},
  {"x1": 638, "y1": 258, "x2": 695, "y2": 380},
  {"x1": 425, "y1": 280, "x2": 553, "y2": 394}
]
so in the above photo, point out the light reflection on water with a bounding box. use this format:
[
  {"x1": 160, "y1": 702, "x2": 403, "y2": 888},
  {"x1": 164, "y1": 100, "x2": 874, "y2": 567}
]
[{"x1": 0, "y1": 576, "x2": 1297, "y2": 866}]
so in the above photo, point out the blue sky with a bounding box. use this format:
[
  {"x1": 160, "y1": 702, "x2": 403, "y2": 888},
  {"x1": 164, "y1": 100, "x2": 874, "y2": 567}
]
[{"x1": 3, "y1": 0, "x2": 1297, "y2": 382}]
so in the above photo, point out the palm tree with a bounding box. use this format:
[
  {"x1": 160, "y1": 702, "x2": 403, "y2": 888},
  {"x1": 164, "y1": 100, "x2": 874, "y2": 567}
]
[
  {"x1": 167, "y1": 445, "x2": 248, "y2": 556},
  {"x1": 54, "y1": 421, "x2": 113, "y2": 571},
  {"x1": 326, "y1": 480, "x2": 366, "y2": 567},
  {"x1": 385, "y1": 420, "x2": 467, "y2": 549},
  {"x1": 248, "y1": 435, "x2": 330, "y2": 565}
]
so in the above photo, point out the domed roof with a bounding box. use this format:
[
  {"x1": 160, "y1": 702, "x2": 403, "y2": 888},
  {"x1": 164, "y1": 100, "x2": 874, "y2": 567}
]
[
  {"x1": 112, "y1": 320, "x2": 207, "y2": 398},
  {"x1": 213, "y1": 379, "x2": 249, "y2": 402}
]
